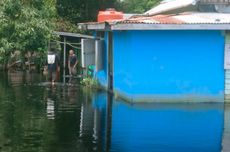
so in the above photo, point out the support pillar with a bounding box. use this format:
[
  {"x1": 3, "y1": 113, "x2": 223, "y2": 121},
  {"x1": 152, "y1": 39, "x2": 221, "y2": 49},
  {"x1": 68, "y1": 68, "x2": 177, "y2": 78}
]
[
  {"x1": 107, "y1": 32, "x2": 113, "y2": 92},
  {"x1": 63, "y1": 37, "x2": 67, "y2": 84}
]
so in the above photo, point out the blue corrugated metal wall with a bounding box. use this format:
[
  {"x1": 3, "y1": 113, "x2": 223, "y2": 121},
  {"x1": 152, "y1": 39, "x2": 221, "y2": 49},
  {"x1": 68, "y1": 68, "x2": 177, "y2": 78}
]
[{"x1": 113, "y1": 30, "x2": 225, "y2": 96}]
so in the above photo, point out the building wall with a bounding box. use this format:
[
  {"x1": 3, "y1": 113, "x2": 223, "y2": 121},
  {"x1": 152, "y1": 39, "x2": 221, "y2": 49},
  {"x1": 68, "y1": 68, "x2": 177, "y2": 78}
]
[
  {"x1": 112, "y1": 30, "x2": 225, "y2": 99},
  {"x1": 225, "y1": 33, "x2": 230, "y2": 96}
]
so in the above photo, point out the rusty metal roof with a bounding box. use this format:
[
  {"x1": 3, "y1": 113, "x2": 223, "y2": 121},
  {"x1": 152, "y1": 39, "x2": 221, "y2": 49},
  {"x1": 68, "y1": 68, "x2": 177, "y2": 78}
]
[
  {"x1": 117, "y1": 14, "x2": 185, "y2": 24},
  {"x1": 116, "y1": 12, "x2": 230, "y2": 24},
  {"x1": 78, "y1": 12, "x2": 230, "y2": 30}
]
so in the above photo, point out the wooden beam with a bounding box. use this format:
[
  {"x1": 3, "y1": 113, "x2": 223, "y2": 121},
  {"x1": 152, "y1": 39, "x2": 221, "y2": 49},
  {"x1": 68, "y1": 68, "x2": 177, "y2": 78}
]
[{"x1": 53, "y1": 31, "x2": 95, "y2": 39}]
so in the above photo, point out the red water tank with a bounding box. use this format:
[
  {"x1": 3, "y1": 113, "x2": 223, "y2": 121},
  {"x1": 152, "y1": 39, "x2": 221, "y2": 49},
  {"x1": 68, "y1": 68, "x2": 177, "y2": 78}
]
[{"x1": 97, "y1": 8, "x2": 124, "y2": 22}]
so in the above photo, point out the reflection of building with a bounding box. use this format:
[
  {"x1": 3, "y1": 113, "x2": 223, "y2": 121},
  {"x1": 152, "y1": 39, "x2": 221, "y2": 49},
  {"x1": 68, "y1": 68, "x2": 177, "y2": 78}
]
[
  {"x1": 222, "y1": 104, "x2": 230, "y2": 152},
  {"x1": 111, "y1": 103, "x2": 224, "y2": 152},
  {"x1": 78, "y1": 92, "x2": 109, "y2": 152},
  {"x1": 48, "y1": 87, "x2": 111, "y2": 152}
]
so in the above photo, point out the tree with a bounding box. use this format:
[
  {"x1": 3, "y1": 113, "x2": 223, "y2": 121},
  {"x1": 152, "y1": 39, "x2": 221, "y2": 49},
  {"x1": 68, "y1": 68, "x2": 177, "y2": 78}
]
[
  {"x1": 118, "y1": 0, "x2": 160, "y2": 14},
  {"x1": 56, "y1": 0, "x2": 118, "y2": 23},
  {"x1": 0, "y1": 0, "x2": 160, "y2": 70},
  {"x1": 0, "y1": 0, "x2": 54, "y2": 66}
]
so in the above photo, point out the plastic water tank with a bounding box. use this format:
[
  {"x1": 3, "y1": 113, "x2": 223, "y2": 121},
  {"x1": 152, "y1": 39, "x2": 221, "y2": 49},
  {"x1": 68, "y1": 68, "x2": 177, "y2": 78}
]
[{"x1": 97, "y1": 8, "x2": 124, "y2": 22}]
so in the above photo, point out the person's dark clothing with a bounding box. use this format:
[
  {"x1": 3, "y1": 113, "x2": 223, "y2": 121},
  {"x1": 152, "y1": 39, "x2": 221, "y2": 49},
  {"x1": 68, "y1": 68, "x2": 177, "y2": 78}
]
[{"x1": 69, "y1": 55, "x2": 77, "y2": 67}]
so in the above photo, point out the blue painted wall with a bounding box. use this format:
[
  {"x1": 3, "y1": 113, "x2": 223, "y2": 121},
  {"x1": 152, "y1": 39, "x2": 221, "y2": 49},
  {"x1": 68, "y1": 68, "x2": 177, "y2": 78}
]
[{"x1": 112, "y1": 30, "x2": 225, "y2": 96}]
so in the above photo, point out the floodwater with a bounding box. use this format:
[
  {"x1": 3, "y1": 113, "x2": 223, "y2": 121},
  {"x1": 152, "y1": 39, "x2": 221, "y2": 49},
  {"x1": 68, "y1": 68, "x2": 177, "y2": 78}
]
[{"x1": 0, "y1": 72, "x2": 230, "y2": 152}]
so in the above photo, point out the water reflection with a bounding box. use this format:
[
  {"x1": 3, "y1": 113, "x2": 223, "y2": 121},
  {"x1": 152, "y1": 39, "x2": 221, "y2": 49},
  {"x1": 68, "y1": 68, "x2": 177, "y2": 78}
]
[
  {"x1": 222, "y1": 104, "x2": 230, "y2": 152},
  {"x1": 111, "y1": 102, "x2": 224, "y2": 152},
  {"x1": 46, "y1": 98, "x2": 55, "y2": 120},
  {"x1": 0, "y1": 72, "x2": 230, "y2": 152}
]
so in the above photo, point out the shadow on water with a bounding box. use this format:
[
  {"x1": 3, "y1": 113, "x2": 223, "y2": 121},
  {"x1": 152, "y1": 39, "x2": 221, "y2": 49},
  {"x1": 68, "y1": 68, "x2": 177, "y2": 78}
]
[{"x1": 0, "y1": 72, "x2": 229, "y2": 152}]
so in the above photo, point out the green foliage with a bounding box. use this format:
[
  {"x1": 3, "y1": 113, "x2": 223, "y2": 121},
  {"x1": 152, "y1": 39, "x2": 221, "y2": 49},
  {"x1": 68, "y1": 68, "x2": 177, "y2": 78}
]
[
  {"x1": 0, "y1": 0, "x2": 160, "y2": 68},
  {"x1": 81, "y1": 77, "x2": 99, "y2": 88},
  {"x1": 44, "y1": 0, "x2": 57, "y2": 17},
  {"x1": 0, "y1": 0, "x2": 54, "y2": 64},
  {"x1": 55, "y1": 0, "x2": 159, "y2": 24},
  {"x1": 56, "y1": 0, "x2": 118, "y2": 23},
  {"x1": 118, "y1": 0, "x2": 160, "y2": 14},
  {"x1": 54, "y1": 18, "x2": 83, "y2": 33}
]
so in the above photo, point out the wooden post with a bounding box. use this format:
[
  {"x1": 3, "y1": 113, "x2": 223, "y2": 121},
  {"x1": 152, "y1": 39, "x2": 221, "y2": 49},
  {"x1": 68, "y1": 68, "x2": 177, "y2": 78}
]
[{"x1": 63, "y1": 36, "x2": 67, "y2": 84}]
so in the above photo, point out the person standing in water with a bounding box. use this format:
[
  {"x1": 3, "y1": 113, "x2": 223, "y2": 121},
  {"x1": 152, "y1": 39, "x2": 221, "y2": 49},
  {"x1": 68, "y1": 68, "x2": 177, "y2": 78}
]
[
  {"x1": 47, "y1": 48, "x2": 60, "y2": 84},
  {"x1": 68, "y1": 49, "x2": 78, "y2": 77}
]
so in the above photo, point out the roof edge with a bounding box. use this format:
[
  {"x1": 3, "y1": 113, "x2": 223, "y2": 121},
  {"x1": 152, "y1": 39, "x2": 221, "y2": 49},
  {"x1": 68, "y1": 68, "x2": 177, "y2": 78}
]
[
  {"x1": 78, "y1": 22, "x2": 109, "y2": 31},
  {"x1": 112, "y1": 23, "x2": 230, "y2": 30},
  {"x1": 78, "y1": 22, "x2": 230, "y2": 31}
]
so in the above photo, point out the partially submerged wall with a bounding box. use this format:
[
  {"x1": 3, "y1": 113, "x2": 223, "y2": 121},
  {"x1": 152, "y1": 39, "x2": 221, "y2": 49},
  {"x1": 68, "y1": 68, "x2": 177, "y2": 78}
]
[
  {"x1": 225, "y1": 32, "x2": 230, "y2": 103},
  {"x1": 112, "y1": 30, "x2": 225, "y2": 102}
]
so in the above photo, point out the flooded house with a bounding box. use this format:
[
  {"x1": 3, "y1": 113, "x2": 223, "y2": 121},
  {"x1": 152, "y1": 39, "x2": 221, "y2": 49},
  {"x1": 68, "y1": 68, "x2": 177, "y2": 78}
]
[{"x1": 79, "y1": 0, "x2": 230, "y2": 102}]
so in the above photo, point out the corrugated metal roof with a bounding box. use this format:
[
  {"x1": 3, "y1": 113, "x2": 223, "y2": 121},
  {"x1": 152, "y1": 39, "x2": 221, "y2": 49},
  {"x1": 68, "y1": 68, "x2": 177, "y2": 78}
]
[
  {"x1": 78, "y1": 12, "x2": 230, "y2": 30},
  {"x1": 145, "y1": 0, "x2": 230, "y2": 15},
  {"x1": 116, "y1": 12, "x2": 230, "y2": 24}
]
